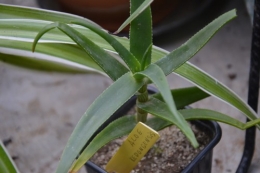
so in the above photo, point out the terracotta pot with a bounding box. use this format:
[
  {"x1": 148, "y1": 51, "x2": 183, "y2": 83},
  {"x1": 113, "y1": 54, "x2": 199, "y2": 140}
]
[{"x1": 57, "y1": 0, "x2": 180, "y2": 31}]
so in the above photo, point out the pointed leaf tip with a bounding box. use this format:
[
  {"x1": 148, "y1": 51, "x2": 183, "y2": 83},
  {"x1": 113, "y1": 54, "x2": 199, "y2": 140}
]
[{"x1": 115, "y1": 0, "x2": 154, "y2": 34}]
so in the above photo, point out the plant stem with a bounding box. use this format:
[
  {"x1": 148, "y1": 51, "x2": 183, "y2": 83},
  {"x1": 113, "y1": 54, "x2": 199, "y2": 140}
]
[{"x1": 136, "y1": 84, "x2": 148, "y2": 122}]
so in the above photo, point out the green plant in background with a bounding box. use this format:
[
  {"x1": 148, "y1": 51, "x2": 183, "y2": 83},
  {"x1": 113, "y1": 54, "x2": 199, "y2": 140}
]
[
  {"x1": 0, "y1": 0, "x2": 260, "y2": 173},
  {"x1": 0, "y1": 141, "x2": 19, "y2": 173}
]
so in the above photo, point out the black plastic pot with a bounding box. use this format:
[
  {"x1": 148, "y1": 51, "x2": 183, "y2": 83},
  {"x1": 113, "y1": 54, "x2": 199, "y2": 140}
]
[{"x1": 84, "y1": 88, "x2": 222, "y2": 173}]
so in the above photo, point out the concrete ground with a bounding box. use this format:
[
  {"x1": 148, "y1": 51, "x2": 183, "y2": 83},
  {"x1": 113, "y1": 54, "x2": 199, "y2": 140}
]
[{"x1": 0, "y1": 0, "x2": 259, "y2": 173}]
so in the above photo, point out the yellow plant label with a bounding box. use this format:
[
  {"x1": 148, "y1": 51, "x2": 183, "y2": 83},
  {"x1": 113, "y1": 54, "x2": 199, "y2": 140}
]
[{"x1": 105, "y1": 122, "x2": 160, "y2": 173}]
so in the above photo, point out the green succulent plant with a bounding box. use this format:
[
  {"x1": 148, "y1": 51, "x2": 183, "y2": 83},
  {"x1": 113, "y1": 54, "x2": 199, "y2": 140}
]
[{"x1": 0, "y1": 0, "x2": 260, "y2": 173}]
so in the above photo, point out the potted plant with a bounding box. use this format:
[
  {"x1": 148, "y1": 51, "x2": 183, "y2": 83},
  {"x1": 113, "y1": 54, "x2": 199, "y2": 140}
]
[{"x1": 0, "y1": 0, "x2": 260, "y2": 172}]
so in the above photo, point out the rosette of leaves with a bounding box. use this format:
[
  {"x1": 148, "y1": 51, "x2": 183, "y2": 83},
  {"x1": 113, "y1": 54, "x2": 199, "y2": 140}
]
[{"x1": 0, "y1": 0, "x2": 260, "y2": 173}]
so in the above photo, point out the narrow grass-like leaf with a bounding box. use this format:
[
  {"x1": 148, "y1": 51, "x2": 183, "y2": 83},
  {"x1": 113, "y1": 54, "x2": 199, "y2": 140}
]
[
  {"x1": 135, "y1": 64, "x2": 198, "y2": 147},
  {"x1": 155, "y1": 10, "x2": 237, "y2": 76},
  {"x1": 0, "y1": 19, "x2": 106, "y2": 47},
  {"x1": 69, "y1": 116, "x2": 137, "y2": 172},
  {"x1": 0, "y1": 39, "x2": 103, "y2": 73},
  {"x1": 0, "y1": 141, "x2": 19, "y2": 173},
  {"x1": 0, "y1": 18, "x2": 128, "y2": 53},
  {"x1": 115, "y1": 0, "x2": 154, "y2": 34},
  {"x1": 152, "y1": 86, "x2": 210, "y2": 109},
  {"x1": 0, "y1": 3, "x2": 99, "y2": 27},
  {"x1": 71, "y1": 21, "x2": 140, "y2": 73},
  {"x1": 32, "y1": 23, "x2": 58, "y2": 52},
  {"x1": 130, "y1": 0, "x2": 152, "y2": 64},
  {"x1": 139, "y1": 98, "x2": 260, "y2": 132},
  {"x1": 56, "y1": 72, "x2": 144, "y2": 173},
  {"x1": 0, "y1": 52, "x2": 89, "y2": 73},
  {"x1": 179, "y1": 109, "x2": 260, "y2": 130},
  {"x1": 33, "y1": 22, "x2": 129, "y2": 81}
]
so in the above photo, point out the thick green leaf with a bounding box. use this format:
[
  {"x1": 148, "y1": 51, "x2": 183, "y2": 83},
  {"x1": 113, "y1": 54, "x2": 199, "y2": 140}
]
[
  {"x1": 135, "y1": 64, "x2": 198, "y2": 147},
  {"x1": 0, "y1": 141, "x2": 19, "y2": 173},
  {"x1": 0, "y1": 4, "x2": 258, "y2": 172},
  {"x1": 138, "y1": 97, "x2": 197, "y2": 145},
  {"x1": 175, "y1": 63, "x2": 260, "y2": 127},
  {"x1": 155, "y1": 10, "x2": 237, "y2": 76},
  {"x1": 146, "y1": 116, "x2": 172, "y2": 130},
  {"x1": 141, "y1": 44, "x2": 152, "y2": 70},
  {"x1": 0, "y1": 4, "x2": 252, "y2": 120},
  {"x1": 33, "y1": 22, "x2": 129, "y2": 81},
  {"x1": 138, "y1": 97, "x2": 183, "y2": 122},
  {"x1": 56, "y1": 72, "x2": 144, "y2": 173},
  {"x1": 151, "y1": 9, "x2": 258, "y2": 125},
  {"x1": 71, "y1": 21, "x2": 140, "y2": 73},
  {"x1": 0, "y1": 5, "x2": 257, "y2": 122},
  {"x1": 115, "y1": 0, "x2": 154, "y2": 34},
  {"x1": 130, "y1": 0, "x2": 152, "y2": 65},
  {"x1": 152, "y1": 86, "x2": 210, "y2": 109}
]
